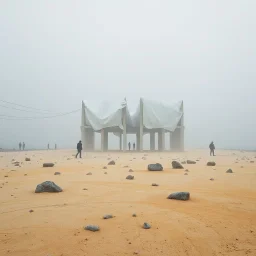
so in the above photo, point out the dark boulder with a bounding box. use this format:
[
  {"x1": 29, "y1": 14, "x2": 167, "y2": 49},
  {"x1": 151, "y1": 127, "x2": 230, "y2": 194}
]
[
  {"x1": 148, "y1": 163, "x2": 163, "y2": 171},
  {"x1": 143, "y1": 223, "x2": 151, "y2": 229},
  {"x1": 207, "y1": 162, "x2": 216, "y2": 166},
  {"x1": 126, "y1": 175, "x2": 134, "y2": 180},
  {"x1": 25, "y1": 158, "x2": 31, "y2": 161},
  {"x1": 172, "y1": 161, "x2": 184, "y2": 169},
  {"x1": 108, "y1": 160, "x2": 115, "y2": 165},
  {"x1": 167, "y1": 192, "x2": 190, "y2": 201},
  {"x1": 187, "y1": 160, "x2": 196, "y2": 164},
  {"x1": 84, "y1": 225, "x2": 100, "y2": 232},
  {"x1": 35, "y1": 181, "x2": 62, "y2": 193},
  {"x1": 54, "y1": 172, "x2": 61, "y2": 175},
  {"x1": 152, "y1": 183, "x2": 159, "y2": 186},
  {"x1": 226, "y1": 169, "x2": 233, "y2": 173},
  {"x1": 103, "y1": 214, "x2": 113, "y2": 219},
  {"x1": 43, "y1": 163, "x2": 54, "y2": 168}
]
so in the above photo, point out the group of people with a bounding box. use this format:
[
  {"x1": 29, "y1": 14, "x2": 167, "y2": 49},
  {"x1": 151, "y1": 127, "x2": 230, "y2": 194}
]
[
  {"x1": 47, "y1": 143, "x2": 57, "y2": 150},
  {"x1": 75, "y1": 140, "x2": 216, "y2": 159},
  {"x1": 18, "y1": 142, "x2": 25, "y2": 150}
]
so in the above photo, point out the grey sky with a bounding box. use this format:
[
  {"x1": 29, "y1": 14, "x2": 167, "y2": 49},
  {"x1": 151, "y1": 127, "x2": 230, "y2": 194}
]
[{"x1": 0, "y1": 1, "x2": 255, "y2": 150}]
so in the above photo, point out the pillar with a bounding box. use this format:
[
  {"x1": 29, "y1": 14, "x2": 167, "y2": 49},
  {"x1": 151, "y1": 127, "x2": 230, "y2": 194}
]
[
  {"x1": 119, "y1": 132, "x2": 122, "y2": 150},
  {"x1": 85, "y1": 128, "x2": 95, "y2": 151},
  {"x1": 123, "y1": 108, "x2": 127, "y2": 152},
  {"x1": 150, "y1": 132, "x2": 155, "y2": 151},
  {"x1": 169, "y1": 132, "x2": 172, "y2": 150},
  {"x1": 139, "y1": 98, "x2": 143, "y2": 151},
  {"x1": 101, "y1": 129, "x2": 108, "y2": 152},
  {"x1": 158, "y1": 129, "x2": 165, "y2": 151}
]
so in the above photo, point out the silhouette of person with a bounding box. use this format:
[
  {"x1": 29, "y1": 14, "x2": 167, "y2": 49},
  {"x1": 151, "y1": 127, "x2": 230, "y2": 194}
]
[
  {"x1": 22, "y1": 142, "x2": 25, "y2": 150},
  {"x1": 76, "y1": 140, "x2": 83, "y2": 158},
  {"x1": 209, "y1": 141, "x2": 215, "y2": 156},
  {"x1": 128, "y1": 142, "x2": 131, "y2": 151},
  {"x1": 133, "y1": 142, "x2": 135, "y2": 150},
  {"x1": 19, "y1": 142, "x2": 22, "y2": 150}
]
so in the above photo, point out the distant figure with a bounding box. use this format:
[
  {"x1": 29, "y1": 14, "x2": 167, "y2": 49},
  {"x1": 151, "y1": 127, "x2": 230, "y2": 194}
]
[
  {"x1": 76, "y1": 140, "x2": 83, "y2": 158},
  {"x1": 133, "y1": 142, "x2": 135, "y2": 150},
  {"x1": 47, "y1": 143, "x2": 50, "y2": 150},
  {"x1": 128, "y1": 142, "x2": 131, "y2": 151},
  {"x1": 19, "y1": 142, "x2": 22, "y2": 151},
  {"x1": 22, "y1": 142, "x2": 25, "y2": 150},
  {"x1": 55, "y1": 144, "x2": 57, "y2": 150},
  {"x1": 209, "y1": 142, "x2": 215, "y2": 156}
]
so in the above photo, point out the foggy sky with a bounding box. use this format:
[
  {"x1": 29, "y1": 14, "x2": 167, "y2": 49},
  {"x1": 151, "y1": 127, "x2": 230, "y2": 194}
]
[{"x1": 0, "y1": 0, "x2": 255, "y2": 150}]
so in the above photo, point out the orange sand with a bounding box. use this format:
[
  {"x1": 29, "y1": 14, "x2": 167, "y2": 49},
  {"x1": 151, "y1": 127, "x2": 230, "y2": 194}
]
[{"x1": 0, "y1": 149, "x2": 255, "y2": 256}]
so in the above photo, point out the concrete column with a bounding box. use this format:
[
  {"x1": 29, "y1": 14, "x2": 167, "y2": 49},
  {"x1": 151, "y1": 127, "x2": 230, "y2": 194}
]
[
  {"x1": 136, "y1": 132, "x2": 140, "y2": 151},
  {"x1": 101, "y1": 129, "x2": 108, "y2": 151},
  {"x1": 123, "y1": 108, "x2": 127, "y2": 152},
  {"x1": 139, "y1": 98, "x2": 143, "y2": 151},
  {"x1": 169, "y1": 132, "x2": 172, "y2": 150},
  {"x1": 179, "y1": 101, "x2": 184, "y2": 152},
  {"x1": 150, "y1": 132, "x2": 155, "y2": 151},
  {"x1": 119, "y1": 132, "x2": 122, "y2": 151},
  {"x1": 85, "y1": 129, "x2": 95, "y2": 151},
  {"x1": 158, "y1": 129, "x2": 165, "y2": 151},
  {"x1": 81, "y1": 102, "x2": 86, "y2": 151}
]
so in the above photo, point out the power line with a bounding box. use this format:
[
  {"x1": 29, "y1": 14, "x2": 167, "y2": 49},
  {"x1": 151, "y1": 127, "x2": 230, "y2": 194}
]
[
  {"x1": 0, "y1": 109, "x2": 81, "y2": 121},
  {"x1": 0, "y1": 104, "x2": 51, "y2": 114},
  {"x1": 0, "y1": 99, "x2": 59, "y2": 113}
]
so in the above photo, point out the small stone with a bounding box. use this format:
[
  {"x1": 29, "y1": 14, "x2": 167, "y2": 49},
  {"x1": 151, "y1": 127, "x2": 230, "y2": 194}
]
[
  {"x1": 29, "y1": 209, "x2": 34, "y2": 213},
  {"x1": 210, "y1": 178, "x2": 214, "y2": 181},
  {"x1": 126, "y1": 175, "x2": 134, "y2": 180},
  {"x1": 103, "y1": 166, "x2": 107, "y2": 169},
  {"x1": 184, "y1": 173, "x2": 188, "y2": 175},
  {"x1": 83, "y1": 188, "x2": 88, "y2": 190},
  {"x1": 129, "y1": 169, "x2": 134, "y2": 172},
  {"x1": 54, "y1": 172, "x2": 61, "y2": 175},
  {"x1": 108, "y1": 160, "x2": 115, "y2": 165},
  {"x1": 104, "y1": 172, "x2": 107, "y2": 174},
  {"x1": 84, "y1": 225, "x2": 100, "y2": 232},
  {"x1": 86, "y1": 172, "x2": 92, "y2": 175},
  {"x1": 226, "y1": 169, "x2": 233, "y2": 173},
  {"x1": 43, "y1": 163, "x2": 54, "y2": 168},
  {"x1": 35, "y1": 181, "x2": 62, "y2": 193},
  {"x1": 184, "y1": 169, "x2": 189, "y2": 172},
  {"x1": 181, "y1": 161, "x2": 186, "y2": 164},
  {"x1": 25, "y1": 158, "x2": 30, "y2": 161},
  {"x1": 143, "y1": 222, "x2": 151, "y2": 229},
  {"x1": 123, "y1": 165, "x2": 129, "y2": 168},
  {"x1": 103, "y1": 214, "x2": 113, "y2": 219},
  {"x1": 167, "y1": 192, "x2": 190, "y2": 201},
  {"x1": 152, "y1": 183, "x2": 159, "y2": 186},
  {"x1": 207, "y1": 162, "x2": 216, "y2": 166},
  {"x1": 132, "y1": 213, "x2": 137, "y2": 217},
  {"x1": 148, "y1": 163, "x2": 163, "y2": 171},
  {"x1": 172, "y1": 161, "x2": 184, "y2": 169},
  {"x1": 187, "y1": 160, "x2": 196, "y2": 164},
  {"x1": 4, "y1": 175, "x2": 8, "y2": 178}
]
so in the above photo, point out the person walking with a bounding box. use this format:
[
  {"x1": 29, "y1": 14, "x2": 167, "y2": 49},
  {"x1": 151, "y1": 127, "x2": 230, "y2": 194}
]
[
  {"x1": 22, "y1": 142, "x2": 25, "y2": 150},
  {"x1": 47, "y1": 143, "x2": 50, "y2": 150},
  {"x1": 76, "y1": 140, "x2": 83, "y2": 158},
  {"x1": 133, "y1": 142, "x2": 135, "y2": 150},
  {"x1": 55, "y1": 144, "x2": 57, "y2": 150},
  {"x1": 209, "y1": 141, "x2": 215, "y2": 156},
  {"x1": 19, "y1": 142, "x2": 22, "y2": 150},
  {"x1": 128, "y1": 142, "x2": 131, "y2": 151}
]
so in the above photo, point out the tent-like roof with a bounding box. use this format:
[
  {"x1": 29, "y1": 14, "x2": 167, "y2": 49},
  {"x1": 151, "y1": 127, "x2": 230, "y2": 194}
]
[{"x1": 82, "y1": 98, "x2": 183, "y2": 132}]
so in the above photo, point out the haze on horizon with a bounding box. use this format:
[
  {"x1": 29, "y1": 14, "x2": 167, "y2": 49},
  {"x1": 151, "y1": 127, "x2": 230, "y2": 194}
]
[{"x1": 0, "y1": 0, "x2": 255, "y2": 150}]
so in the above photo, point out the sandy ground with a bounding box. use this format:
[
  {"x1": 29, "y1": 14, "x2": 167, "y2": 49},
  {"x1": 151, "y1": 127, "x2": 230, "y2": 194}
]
[{"x1": 0, "y1": 149, "x2": 255, "y2": 256}]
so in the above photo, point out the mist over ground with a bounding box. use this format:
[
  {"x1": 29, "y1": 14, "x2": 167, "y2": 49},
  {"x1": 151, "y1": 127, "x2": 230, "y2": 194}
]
[{"x1": 0, "y1": 1, "x2": 255, "y2": 150}]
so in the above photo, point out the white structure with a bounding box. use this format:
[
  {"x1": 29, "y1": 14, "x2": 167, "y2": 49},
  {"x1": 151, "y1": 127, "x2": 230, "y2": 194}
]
[{"x1": 81, "y1": 98, "x2": 184, "y2": 152}]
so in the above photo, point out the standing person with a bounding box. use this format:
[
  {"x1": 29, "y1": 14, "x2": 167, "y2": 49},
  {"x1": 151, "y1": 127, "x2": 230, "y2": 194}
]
[
  {"x1": 55, "y1": 144, "x2": 57, "y2": 150},
  {"x1": 23, "y1": 142, "x2": 25, "y2": 150},
  {"x1": 19, "y1": 142, "x2": 22, "y2": 150},
  {"x1": 76, "y1": 140, "x2": 82, "y2": 158},
  {"x1": 47, "y1": 143, "x2": 50, "y2": 150},
  {"x1": 133, "y1": 142, "x2": 135, "y2": 150},
  {"x1": 209, "y1": 141, "x2": 215, "y2": 156},
  {"x1": 128, "y1": 142, "x2": 131, "y2": 151}
]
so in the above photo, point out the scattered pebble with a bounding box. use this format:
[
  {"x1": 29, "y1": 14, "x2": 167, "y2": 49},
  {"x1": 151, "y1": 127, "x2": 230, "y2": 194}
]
[
  {"x1": 29, "y1": 210, "x2": 34, "y2": 213},
  {"x1": 103, "y1": 214, "x2": 113, "y2": 219},
  {"x1": 84, "y1": 225, "x2": 100, "y2": 232},
  {"x1": 226, "y1": 169, "x2": 233, "y2": 173},
  {"x1": 152, "y1": 183, "x2": 159, "y2": 186},
  {"x1": 167, "y1": 192, "x2": 190, "y2": 201},
  {"x1": 126, "y1": 175, "x2": 134, "y2": 180},
  {"x1": 86, "y1": 172, "x2": 92, "y2": 175},
  {"x1": 132, "y1": 213, "x2": 137, "y2": 217},
  {"x1": 143, "y1": 222, "x2": 151, "y2": 229},
  {"x1": 54, "y1": 172, "x2": 61, "y2": 175}
]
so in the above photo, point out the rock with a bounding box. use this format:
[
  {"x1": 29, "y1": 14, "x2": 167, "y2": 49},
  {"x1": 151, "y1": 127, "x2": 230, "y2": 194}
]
[
  {"x1": 167, "y1": 192, "x2": 190, "y2": 201},
  {"x1": 207, "y1": 162, "x2": 216, "y2": 166},
  {"x1": 123, "y1": 165, "x2": 129, "y2": 168},
  {"x1": 184, "y1": 173, "x2": 188, "y2": 175},
  {"x1": 43, "y1": 163, "x2": 54, "y2": 168},
  {"x1": 132, "y1": 213, "x2": 137, "y2": 217},
  {"x1": 108, "y1": 160, "x2": 115, "y2": 165},
  {"x1": 210, "y1": 178, "x2": 214, "y2": 181},
  {"x1": 84, "y1": 225, "x2": 100, "y2": 232},
  {"x1": 103, "y1": 214, "x2": 113, "y2": 219},
  {"x1": 152, "y1": 183, "x2": 159, "y2": 186},
  {"x1": 4, "y1": 175, "x2": 8, "y2": 177},
  {"x1": 25, "y1": 158, "x2": 31, "y2": 161},
  {"x1": 14, "y1": 163, "x2": 20, "y2": 167},
  {"x1": 83, "y1": 188, "x2": 88, "y2": 190},
  {"x1": 250, "y1": 161, "x2": 254, "y2": 163},
  {"x1": 187, "y1": 160, "x2": 196, "y2": 164},
  {"x1": 29, "y1": 209, "x2": 34, "y2": 213},
  {"x1": 181, "y1": 161, "x2": 186, "y2": 164},
  {"x1": 226, "y1": 169, "x2": 233, "y2": 173},
  {"x1": 104, "y1": 172, "x2": 107, "y2": 174},
  {"x1": 103, "y1": 166, "x2": 107, "y2": 169},
  {"x1": 184, "y1": 169, "x2": 189, "y2": 172},
  {"x1": 54, "y1": 172, "x2": 61, "y2": 175},
  {"x1": 126, "y1": 175, "x2": 134, "y2": 180},
  {"x1": 35, "y1": 181, "x2": 62, "y2": 193},
  {"x1": 86, "y1": 172, "x2": 92, "y2": 175},
  {"x1": 148, "y1": 163, "x2": 163, "y2": 171},
  {"x1": 129, "y1": 169, "x2": 134, "y2": 172},
  {"x1": 143, "y1": 222, "x2": 151, "y2": 229},
  {"x1": 172, "y1": 161, "x2": 184, "y2": 169}
]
